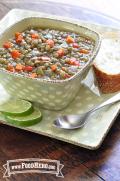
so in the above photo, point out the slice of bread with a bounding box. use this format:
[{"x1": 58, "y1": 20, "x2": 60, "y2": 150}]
[{"x1": 93, "y1": 39, "x2": 120, "y2": 93}]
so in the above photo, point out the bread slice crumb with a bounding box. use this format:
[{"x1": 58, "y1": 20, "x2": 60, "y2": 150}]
[{"x1": 93, "y1": 39, "x2": 120, "y2": 93}]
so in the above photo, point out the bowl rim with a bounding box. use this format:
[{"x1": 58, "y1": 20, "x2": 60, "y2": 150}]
[{"x1": 0, "y1": 16, "x2": 101, "y2": 85}]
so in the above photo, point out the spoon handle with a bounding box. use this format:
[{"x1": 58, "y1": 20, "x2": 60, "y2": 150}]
[{"x1": 91, "y1": 93, "x2": 120, "y2": 113}]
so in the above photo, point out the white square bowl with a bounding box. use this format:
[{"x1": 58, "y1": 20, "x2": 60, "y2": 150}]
[{"x1": 0, "y1": 17, "x2": 101, "y2": 110}]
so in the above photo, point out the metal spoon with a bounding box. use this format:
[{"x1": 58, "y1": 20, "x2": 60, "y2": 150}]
[{"x1": 53, "y1": 93, "x2": 120, "y2": 129}]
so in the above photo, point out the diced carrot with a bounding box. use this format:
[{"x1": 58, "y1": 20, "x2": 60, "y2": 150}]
[
  {"x1": 8, "y1": 68, "x2": 15, "y2": 72},
  {"x1": 11, "y1": 50, "x2": 21, "y2": 59},
  {"x1": 15, "y1": 32, "x2": 22, "y2": 38},
  {"x1": 80, "y1": 49, "x2": 89, "y2": 54},
  {"x1": 24, "y1": 66, "x2": 33, "y2": 72},
  {"x1": 31, "y1": 33, "x2": 39, "y2": 39},
  {"x1": 51, "y1": 65, "x2": 57, "y2": 71},
  {"x1": 22, "y1": 65, "x2": 25, "y2": 71},
  {"x1": 7, "y1": 64, "x2": 13, "y2": 69},
  {"x1": 67, "y1": 58, "x2": 80, "y2": 66},
  {"x1": 16, "y1": 35, "x2": 23, "y2": 43},
  {"x1": 3, "y1": 42, "x2": 12, "y2": 49},
  {"x1": 29, "y1": 73, "x2": 37, "y2": 78},
  {"x1": 57, "y1": 48, "x2": 65, "y2": 57},
  {"x1": 66, "y1": 36, "x2": 74, "y2": 44},
  {"x1": 15, "y1": 64, "x2": 23, "y2": 71},
  {"x1": 72, "y1": 43, "x2": 79, "y2": 48},
  {"x1": 7, "y1": 64, "x2": 15, "y2": 72},
  {"x1": 46, "y1": 39, "x2": 54, "y2": 48},
  {"x1": 66, "y1": 57, "x2": 76, "y2": 64}
]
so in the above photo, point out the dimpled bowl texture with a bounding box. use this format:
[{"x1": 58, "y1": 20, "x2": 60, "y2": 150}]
[{"x1": 0, "y1": 17, "x2": 101, "y2": 110}]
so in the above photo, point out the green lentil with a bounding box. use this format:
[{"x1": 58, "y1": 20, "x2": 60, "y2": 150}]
[
  {"x1": 36, "y1": 67, "x2": 44, "y2": 75},
  {"x1": 45, "y1": 45, "x2": 51, "y2": 51},
  {"x1": 0, "y1": 58, "x2": 8, "y2": 64}
]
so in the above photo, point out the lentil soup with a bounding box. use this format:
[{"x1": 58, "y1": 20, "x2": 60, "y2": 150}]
[{"x1": 0, "y1": 28, "x2": 95, "y2": 80}]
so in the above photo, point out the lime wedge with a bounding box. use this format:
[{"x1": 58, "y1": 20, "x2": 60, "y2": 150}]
[
  {"x1": 0, "y1": 99, "x2": 33, "y2": 116},
  {"x1": 5, "y1": 108, "x2": 42, "y2": 127}
]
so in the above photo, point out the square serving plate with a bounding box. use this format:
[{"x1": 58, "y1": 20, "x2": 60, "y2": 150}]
[{"x1": 0, "y1": 9, "x2": 120, "y2": 150}]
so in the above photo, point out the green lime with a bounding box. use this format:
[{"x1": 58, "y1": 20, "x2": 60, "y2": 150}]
[
  {"x1": 0, "y1": 99, "x2": 33, "y2": 116},
  {"x1": 5, "y1": 108, "x2": 42, "y2": 127}
]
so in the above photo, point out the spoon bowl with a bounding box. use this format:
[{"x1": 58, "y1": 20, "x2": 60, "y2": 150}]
[
  {"x1": 53, "y1": 93, "x2": 120, "y2": 130},
  {"x1": 54, "y1": 113, "x2": 90, "y2": 129}
]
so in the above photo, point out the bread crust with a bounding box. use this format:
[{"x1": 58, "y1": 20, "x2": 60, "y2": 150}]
[{"x1": 93, "y1": 63, "x2": 120, "y2": 93}]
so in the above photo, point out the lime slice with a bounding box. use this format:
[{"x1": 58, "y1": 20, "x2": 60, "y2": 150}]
[
  {"x1": 0, "y1": 99, "x2": 33, "y2": 116},
  {"x1": 5, "y1": 108, "x2": 42, "y2": 127}
]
